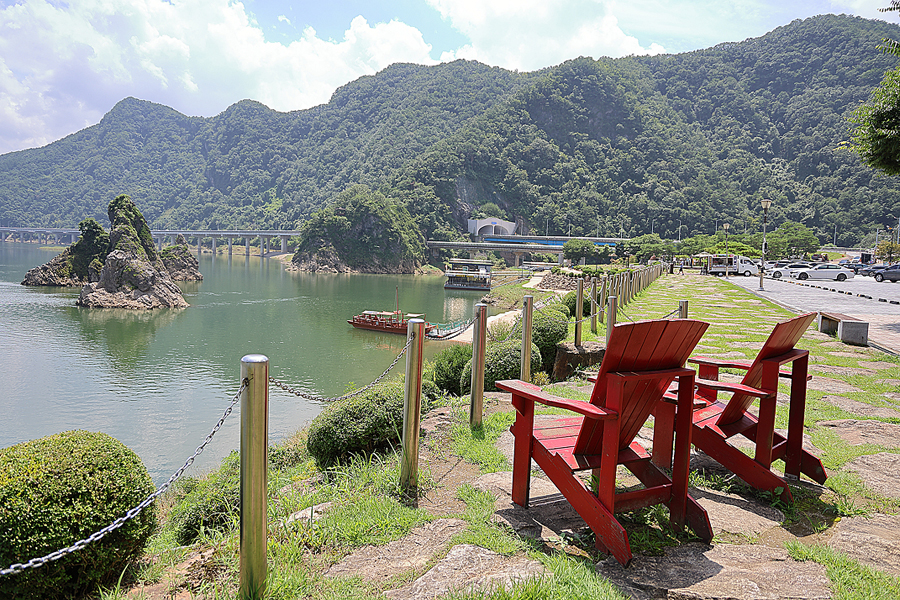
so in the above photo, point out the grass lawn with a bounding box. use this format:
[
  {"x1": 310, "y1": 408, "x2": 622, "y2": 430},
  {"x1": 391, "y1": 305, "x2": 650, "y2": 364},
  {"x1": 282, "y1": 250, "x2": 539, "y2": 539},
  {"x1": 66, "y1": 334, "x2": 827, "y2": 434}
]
[{"x1": 95, "y1": 272, "x2": 900, "y2": 599}]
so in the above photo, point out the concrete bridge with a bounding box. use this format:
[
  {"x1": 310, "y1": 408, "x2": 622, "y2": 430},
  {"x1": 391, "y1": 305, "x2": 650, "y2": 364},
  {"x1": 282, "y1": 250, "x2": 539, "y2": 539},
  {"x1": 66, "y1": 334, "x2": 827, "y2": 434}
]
[
  {"x1": 425, "y1": 235, "x2": 625, "y2": 266},
  {"x1": 0, "y1": 227, "x2": 302, "y2": 256}
]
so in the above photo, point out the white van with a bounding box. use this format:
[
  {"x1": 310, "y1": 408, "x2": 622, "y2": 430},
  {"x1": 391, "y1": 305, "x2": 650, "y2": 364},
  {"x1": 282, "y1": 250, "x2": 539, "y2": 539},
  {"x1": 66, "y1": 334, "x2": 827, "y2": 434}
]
[{"x1": 707, "y1": 254, "x2": 759, "y2": 277}]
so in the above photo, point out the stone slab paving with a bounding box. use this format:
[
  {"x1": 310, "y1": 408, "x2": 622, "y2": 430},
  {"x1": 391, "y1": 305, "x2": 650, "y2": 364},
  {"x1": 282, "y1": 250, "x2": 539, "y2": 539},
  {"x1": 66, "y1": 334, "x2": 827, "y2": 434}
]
[
  {"x1": 810, "y1": 364, "x2": 878, "y2": 377},
  {"x1": 846, "y1": 452, "x2": 900, "y2": 499},
  {"x1": 596, "y1": 543, "x2": 830, "y2": 600},
  {"x1": 819, "y1": 419, "x2": 900, "y2": 447},
  {"x1": 829, "y1": 513, "x2": 900, "y2": 577},
  {"x1": 324, "y1": 519, "x2": 468, "y2": 584},
  {"x1": 384, "y1": 544, "x2": 545, "y2": 599},
  {"x1": 688, "y1": 488, "x2": 783, "y2": 538},
  {"x1": 857, "y1": 360, "x2": 896, "y2": 370},
  {"x1": 475, "y1": 472, "x2": 589, "y2": 540},
  {"x1": 807, "y1": 377, "x2": 865, "y2": 395},
  {"x1": 820, "y1": 395, "x2": 900, "y2": 419}
]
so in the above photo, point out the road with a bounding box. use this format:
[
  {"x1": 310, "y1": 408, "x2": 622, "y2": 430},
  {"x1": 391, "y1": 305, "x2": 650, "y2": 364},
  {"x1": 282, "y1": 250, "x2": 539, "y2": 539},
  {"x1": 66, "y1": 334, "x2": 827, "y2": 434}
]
[{"x1": 723, "y1": 273, "x2": 900, "y2": 354}]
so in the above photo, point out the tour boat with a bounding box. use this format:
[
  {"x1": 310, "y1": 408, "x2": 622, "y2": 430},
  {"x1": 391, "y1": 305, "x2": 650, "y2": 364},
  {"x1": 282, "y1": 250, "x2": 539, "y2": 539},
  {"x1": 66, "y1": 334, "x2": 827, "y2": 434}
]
[
  {"x1": 347, "y1": 287, "x2": 435, "y2": 335},
  {"x1": 347, "y1": 310, "x2": 435, "y2": 334}
]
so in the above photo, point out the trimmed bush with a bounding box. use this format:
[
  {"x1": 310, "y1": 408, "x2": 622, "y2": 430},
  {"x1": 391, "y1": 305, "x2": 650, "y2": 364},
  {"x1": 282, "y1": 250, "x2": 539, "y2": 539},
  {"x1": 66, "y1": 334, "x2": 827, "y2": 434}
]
[
  {"x1": 524, "y1": 308, "x2": 570, "y2": 371},
  {"x1": 0, "y1": 431, "x2": 156, "y2": 600},
  {"x1": 543, "y1": 300, "x2": 570, "y2": 318},
  {"x1": 563, "y1": 289, "x2": 592, "y2": 317},
  {"x1": 430, "y1": 344, "x2": 473, "y2": 396},
  {"x1": 460, "y1": 340, "x2": 542, "y2": 393},
  {"x1": 307, "y1": 378, "x2": 439, "y2": 469}
]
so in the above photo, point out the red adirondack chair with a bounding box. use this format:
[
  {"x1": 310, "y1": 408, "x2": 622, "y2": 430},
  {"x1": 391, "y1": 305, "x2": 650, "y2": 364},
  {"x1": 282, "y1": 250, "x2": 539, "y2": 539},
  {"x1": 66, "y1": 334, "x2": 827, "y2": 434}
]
[
  {"x1": 495, "y1": 319, "x2": 713, "y2": 566},
  {"x1": 653, "y1": 312, "x2": 826, "y2": 503}
]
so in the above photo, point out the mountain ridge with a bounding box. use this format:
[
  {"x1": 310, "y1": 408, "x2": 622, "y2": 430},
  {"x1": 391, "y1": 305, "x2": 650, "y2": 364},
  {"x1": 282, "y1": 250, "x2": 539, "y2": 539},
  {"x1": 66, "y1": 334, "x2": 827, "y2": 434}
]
[{"x1": 1, "y1": 14, "x2": 898, "y2": 246}]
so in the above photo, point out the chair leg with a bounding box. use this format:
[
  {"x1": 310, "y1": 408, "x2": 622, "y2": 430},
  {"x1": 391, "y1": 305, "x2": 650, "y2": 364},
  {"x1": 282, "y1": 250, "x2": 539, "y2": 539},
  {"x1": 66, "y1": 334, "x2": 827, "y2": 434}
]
[
  {"x1": 628, "y1": 458, "x2": 713, "y2": 544},
  {"x1": 511, "y1": 399, "x2": 534, "y2": 508},
  {"x1": 532, "y1": 442, "x2": 632, "y2": 566},
  {"x1": 694, "y1": 425, "x2": 793, "y2": 503}
]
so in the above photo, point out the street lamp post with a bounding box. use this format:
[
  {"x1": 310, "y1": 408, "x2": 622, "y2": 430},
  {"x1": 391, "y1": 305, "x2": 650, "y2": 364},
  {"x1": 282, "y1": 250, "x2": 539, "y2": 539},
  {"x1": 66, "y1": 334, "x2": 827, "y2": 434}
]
[
  {"x1": 723, "y1": 223, "x2": 730, "y2": 278},
  {"x1": 759, "y1": 199, "x2": 771, "y2": 290}
]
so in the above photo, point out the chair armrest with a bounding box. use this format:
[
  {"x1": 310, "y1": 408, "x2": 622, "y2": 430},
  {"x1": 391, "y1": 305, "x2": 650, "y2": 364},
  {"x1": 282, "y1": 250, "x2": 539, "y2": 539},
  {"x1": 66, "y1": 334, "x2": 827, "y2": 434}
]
[
  {"x1": 689, "y1": 357, "x2": 752, "y2": 370},
  {"x1": 495, "y1": 379, "x2": 617, "y2": 420},
  {"x1": 695, "y1": 378, "x2": 774, "y2": 398}
]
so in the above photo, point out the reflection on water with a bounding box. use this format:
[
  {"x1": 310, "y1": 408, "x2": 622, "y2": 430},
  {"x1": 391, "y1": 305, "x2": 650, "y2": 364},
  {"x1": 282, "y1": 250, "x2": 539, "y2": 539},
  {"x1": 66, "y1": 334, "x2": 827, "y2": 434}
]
[
  {"x1": 64, "y1": 306, "x2": 185, "y2": 374},
  {"x1": 0, "y1": 244, "x2": 488, "y2": 484}
]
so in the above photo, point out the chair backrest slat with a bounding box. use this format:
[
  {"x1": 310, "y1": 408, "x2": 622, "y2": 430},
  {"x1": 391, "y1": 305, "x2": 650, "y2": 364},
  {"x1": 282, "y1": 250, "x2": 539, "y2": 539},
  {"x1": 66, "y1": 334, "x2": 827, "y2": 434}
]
[
  {"x1": 717, "y1": 312, "x2": 816, "y2": 425},
  {"x1": 577, "y1": 319, "x2": 709, "y2": 453}
]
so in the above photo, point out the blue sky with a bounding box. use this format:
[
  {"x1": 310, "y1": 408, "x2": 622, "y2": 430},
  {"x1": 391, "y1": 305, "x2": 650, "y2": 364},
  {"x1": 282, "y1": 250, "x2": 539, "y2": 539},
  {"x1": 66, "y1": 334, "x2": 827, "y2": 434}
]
[{"x1": 0, "y1": 0, "x2": 894, "y2": 155}]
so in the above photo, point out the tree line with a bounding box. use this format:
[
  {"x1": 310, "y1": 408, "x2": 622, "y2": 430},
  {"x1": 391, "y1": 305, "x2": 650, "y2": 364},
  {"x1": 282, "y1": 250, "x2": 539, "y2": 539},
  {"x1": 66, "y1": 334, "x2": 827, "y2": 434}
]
[{"x1": 1, "y1": 15, "x2": 898, "y2": 253}]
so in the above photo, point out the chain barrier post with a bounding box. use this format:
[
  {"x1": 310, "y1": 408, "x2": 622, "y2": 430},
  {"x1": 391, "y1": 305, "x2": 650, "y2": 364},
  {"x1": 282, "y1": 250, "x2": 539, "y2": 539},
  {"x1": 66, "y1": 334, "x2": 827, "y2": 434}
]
[
  {"x1": 470, "y1": 303, "x2": 487, "y2": 428},
  {"x1": 575, "y1": 278, "x2": 584, "y2": 346},
  {"x1": 590, "y1": 277, "x2": 598, "y2": 334},
  {"x1": 240, "y1": 354, "x2": 268, "y2": 600},
  {"x1": 520, "y1": 295, "x2": 534, "y2": 383},
  {"x1": 679, "y1": 300, "x2": 689, "y2": 319},
  {"x1": 401, "y1": 319, "x2": 425, "y2": 491},
  {"x1": 606, "y1": 295, "x2": 617, "y2": 344}
]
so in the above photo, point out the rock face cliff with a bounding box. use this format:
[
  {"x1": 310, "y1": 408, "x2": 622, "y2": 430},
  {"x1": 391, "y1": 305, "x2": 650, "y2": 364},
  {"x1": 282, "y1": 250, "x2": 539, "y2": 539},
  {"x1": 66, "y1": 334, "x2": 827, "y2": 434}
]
[
  {"x1": 21, "y1": 217, "x2": 110, "y2": 286},
  {"x1": 21, "y1": 247, "x2": 86, "y2": 286},
  {"x1": 77, "y1": 195, "x2": 189, "y2": 309},
  {"x1": 160, "y1": 235, "x2": 203, "y2": 281}
]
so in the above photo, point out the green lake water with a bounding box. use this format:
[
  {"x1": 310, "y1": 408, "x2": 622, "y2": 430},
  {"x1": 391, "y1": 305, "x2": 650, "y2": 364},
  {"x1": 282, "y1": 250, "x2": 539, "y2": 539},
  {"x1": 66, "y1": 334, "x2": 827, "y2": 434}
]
[{"x1": 0, "y1": 244, "x2": 485, "y2": 484}]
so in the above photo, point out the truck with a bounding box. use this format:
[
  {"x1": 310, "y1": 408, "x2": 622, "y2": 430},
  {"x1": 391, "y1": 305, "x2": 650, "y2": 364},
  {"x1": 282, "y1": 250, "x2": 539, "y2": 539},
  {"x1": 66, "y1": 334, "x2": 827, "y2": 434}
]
[{"x1": 706, "y1": 254, "x2": 759, "y2": 277}]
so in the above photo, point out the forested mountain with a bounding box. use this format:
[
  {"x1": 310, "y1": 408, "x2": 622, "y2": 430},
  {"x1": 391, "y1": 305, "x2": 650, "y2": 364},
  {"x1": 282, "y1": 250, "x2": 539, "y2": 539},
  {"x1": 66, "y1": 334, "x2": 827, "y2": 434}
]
[{"x1": 1, "y1": 14, "x2": 898, "y2": 247}]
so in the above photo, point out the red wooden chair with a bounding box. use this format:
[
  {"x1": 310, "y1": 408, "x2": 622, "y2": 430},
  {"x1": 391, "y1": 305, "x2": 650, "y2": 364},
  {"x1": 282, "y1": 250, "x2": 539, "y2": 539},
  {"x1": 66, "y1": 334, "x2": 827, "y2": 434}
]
[
  {"x1": 495, "y1": 319, "x2": 713, "y2": 566},
  {"x1": 653, "y1": 312, "x2": 826, "y2": 503}
]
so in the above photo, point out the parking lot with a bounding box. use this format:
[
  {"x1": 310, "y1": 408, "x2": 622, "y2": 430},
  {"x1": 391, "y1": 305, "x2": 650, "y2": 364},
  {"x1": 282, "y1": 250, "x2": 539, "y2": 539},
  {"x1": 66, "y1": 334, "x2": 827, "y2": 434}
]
[{"x1": 722, "y1": 272, "x2": 900, "y2": 354}]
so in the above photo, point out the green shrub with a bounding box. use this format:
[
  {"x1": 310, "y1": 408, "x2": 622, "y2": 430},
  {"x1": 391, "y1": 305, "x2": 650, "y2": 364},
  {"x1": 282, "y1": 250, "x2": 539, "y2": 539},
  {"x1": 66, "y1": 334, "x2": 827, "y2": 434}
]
[
  {"x1": 543, "y1": 300, "x2": 570, "y2": 318},
  {"x1": 0, "y1": 431, "x2": 155, "y2": 600},
  {"x1": 430, "y1": 344, "x2": 473, "y2": 396},
  {"x1": 306, "y1": 378, "x2": 438, "y2": 469},
  {"x1": 523, "y1": 308, "x2": 570, "y2": 371},
  {"x1": 167, "y1": 451, "x2": 240, "y2": 545},
  {"x1": 166, "y1": 436, "x2": 313, "y2": 545},
  {"x1": 563, "y1": 289, "x2": 592, "y2": 317},
  {"x1": 460, "y1": 340, "x2": 542, "y2": 394}
]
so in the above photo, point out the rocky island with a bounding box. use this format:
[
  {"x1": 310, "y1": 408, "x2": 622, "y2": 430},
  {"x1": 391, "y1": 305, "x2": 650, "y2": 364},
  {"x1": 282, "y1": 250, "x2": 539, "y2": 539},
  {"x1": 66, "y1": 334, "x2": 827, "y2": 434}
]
[
  {"x1": 290, "y1": 185, "x2": 425, "y2": 274},
  {"x1": 77, "y1": 195, "x2": 189, "y2": 309},
  {"x1": 22, "y1": 197, "x2": 201, "y2": 309}
]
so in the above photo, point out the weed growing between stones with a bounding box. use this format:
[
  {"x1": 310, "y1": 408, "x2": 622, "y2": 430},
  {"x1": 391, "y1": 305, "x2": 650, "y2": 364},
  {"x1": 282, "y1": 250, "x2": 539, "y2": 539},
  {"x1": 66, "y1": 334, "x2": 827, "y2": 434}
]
[{"x1": 787, "y1": 541, "x2": 900, "y2": 600}]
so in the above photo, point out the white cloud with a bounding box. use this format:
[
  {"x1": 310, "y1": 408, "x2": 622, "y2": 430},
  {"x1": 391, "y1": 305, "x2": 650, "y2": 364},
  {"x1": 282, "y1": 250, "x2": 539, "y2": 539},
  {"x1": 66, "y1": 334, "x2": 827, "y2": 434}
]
[
  {"x1": 429, "y1": 0, "x2": 666, "y2": 70},
  {"x1": 0, "y1": 0, "x2": 436, "y2": 154}
]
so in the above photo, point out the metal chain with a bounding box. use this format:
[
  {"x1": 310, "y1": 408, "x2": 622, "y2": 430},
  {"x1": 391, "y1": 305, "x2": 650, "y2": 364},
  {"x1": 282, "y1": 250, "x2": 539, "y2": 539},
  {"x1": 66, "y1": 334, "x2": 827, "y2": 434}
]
[
  {"x1": 486, "y1": 313, "x2": 523, "y2": 343},
  {"x1": 616, "y1": 305, "x2": 635, "y2": 323},
  {"x1": 1, "y1": 380, "x2": 248, "y2": 578},
  {"x1": 270, "y1": 336, "x2": 413, "y2": 403},
  {"x1": 661, "y1": 307, "x2": 681, "y2": 320}
]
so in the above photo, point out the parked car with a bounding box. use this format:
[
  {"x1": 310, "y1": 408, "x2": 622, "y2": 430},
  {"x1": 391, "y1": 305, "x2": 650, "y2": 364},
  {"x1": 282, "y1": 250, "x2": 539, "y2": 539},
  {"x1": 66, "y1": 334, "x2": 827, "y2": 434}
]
[
  {"x1": 770, "y1": 262, "x2": 812, "y2": 279},
  {"x1": 874, "y1": 264, "x2": 900, "y2": 282},
  {"x1": 791, "y1": 264, "x2": 855, "y2": 281},
  {"x1": 859, "y1": 264, "x2": 889, "y2": 277}
]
